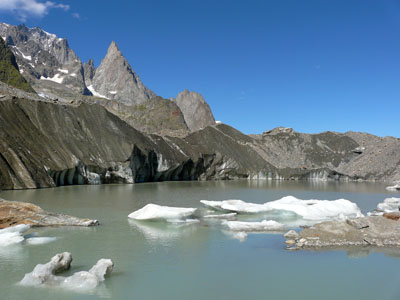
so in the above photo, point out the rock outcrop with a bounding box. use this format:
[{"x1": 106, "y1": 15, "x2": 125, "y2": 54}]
[
  {"x1": 91, "y1": 41, "x2": 155, "y2": 105},
  {"x1": 83, "y1": 59, "x2": 95, "y2": 87},
  {"x1": 174, "y1": 89, "x2": 215, "y2": 132},
  {"x1": 284, "y1": 215, "x2": 400, "y2": 249},
  {"x1": 0, "y1": 198, "x2": 99, "y2": 229}
]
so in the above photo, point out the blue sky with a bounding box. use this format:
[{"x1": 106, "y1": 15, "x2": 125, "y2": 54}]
[{"x1": 1, "y1": 0, "x2": 400, "y2": 137}]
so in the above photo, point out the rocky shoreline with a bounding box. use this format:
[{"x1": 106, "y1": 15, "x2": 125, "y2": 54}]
[{"x1": 0, "y1": 198, "x2": 99, "y2": 229}]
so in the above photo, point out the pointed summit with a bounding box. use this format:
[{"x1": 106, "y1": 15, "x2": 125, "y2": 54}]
[{"x1": 91, "y1": 41, "x2": 155, "y2": 105}]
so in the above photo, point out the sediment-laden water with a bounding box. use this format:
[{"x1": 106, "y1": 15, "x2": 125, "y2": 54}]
[{"x1": 1, "y1": 180, "x2": 400, "y2": 300}]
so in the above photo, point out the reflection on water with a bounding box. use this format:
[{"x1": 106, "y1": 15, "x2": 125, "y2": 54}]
[
  {"x1": 128, "y1": 219, "x2": 199, "y2": 246},
  {"x1": 0, "y1": 181, "x2": 399, "y2": 300}
]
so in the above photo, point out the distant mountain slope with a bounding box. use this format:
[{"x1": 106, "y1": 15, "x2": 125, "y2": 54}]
[
  {"x1": 0, "y1": 23, "x2": 88, "y2": 95},
  {"x1": 0, "y1": 37, "x2": 34, "y2": 93}
]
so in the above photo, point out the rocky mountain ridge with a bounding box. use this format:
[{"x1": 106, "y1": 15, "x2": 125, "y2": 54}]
[
  {"x1": 0, "y1": 22, "x2": 216, "y2": 136},
  {"x1": 0, "y1": 82, "x2": 399, "y2": 190}
]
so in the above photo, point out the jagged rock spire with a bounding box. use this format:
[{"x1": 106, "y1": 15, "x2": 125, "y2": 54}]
[{"x1": 91, "y1": 41, "x2": 155, "y2": 105}]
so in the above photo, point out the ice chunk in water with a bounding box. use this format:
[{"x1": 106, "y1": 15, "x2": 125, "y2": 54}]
[
  {"x1": 20, "y1": 253, "x2": 113, "y2": 291},
  {"x1": 368, "y1": 197, "x2": 400, "y2": 216},
  {"x1": 201, "y1": 196, "x2": 363, "y2": 221},
  {"x1": 128, "y1": 204, "x2": 197, "y2": 221},
  {"x1": 0, "y1": 224, "x2": 30, "y2": 247},
  {"x1": 25, "y1": 237, "x2": 57, "y2": 245},
  {"x1": 223, "y1": 220, "x2": 286, "y2": 232}
]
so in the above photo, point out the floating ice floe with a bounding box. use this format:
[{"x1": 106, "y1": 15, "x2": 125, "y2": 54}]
[
  {"x1": 128, "y1": 204, "x2": 197, "y2": 222},
  {"x1": 225, "y1": 231, "x2": 248, "y2": 242},
  {"x1": 386, "y1": 184, "x2": 400, "y2": 191},
  {"x1": 0, "y1": 224, "x2": 30, "y2": 246},
  {"x1": 202, "y1": 212, "x2": 237, "y2": 219},
  {"x1": 201, "y1": 196, "x2": 363, "y2": 221},
  {"x1": 223, "y1": 220, "x2": 286, "y2": 232},
  {"x1": 25, "y1": 237, "x2": 57, "y2": 245},
  {"x1": 20, "y1": 252, "x2": 113, "y2": 291},
  {"x1": 0, "y1": 224, "x2": 56, "y2": 247},
  {"x1": 368, "y1": 197, "x2": 400, "y2": 216}
]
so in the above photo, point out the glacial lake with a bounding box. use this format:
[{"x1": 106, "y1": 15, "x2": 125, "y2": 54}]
[{"x1": 1, "y1": 180, "x2": 400, "y2": 300}]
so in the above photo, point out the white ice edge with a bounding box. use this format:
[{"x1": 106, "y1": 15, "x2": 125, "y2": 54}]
[
  {"x1": 128, "y1": 204, "x2": 197, "y2": 221},
  {"x1": 20, "y1": 252, "x2": 114, "y2": 291},
  {"x1": 386, "y1": 184, "x2": 400, "y2": 191},
  {"x1": 201, "y1": 196, "x2": 363, "y2": 221},
  {"x1": 223, "y1": 220, "x2": 286, "y2": 232},
  {"x1": 0, "y1": 224, "x2": 56, "y2": 247}
]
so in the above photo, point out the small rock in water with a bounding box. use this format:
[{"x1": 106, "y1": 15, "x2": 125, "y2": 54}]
[
  {"x1": 284, "y1": 230, "x2": 299, "y2": 239},
  {"x1": 285, "y1": 239, "x2": 296, "y2": 246}
]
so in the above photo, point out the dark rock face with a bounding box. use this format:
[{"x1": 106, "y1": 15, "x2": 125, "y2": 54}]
[
  {"x1": 0, "y1": 37, "x2": 34, "y2": 93},
  {"x1": 83, "y1": 59, "x2": 96, "y2": 87},
  {"x1": 91, "y1": 41, "x2": 156, "y2": 105},
  {"x1": 174, "y1": 89, "x2": 215, "y2": 132}
]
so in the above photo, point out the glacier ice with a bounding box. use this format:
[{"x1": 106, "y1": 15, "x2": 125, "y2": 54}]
[
  {"x1": 386, "y1": 184, "x2": 400, "y2": 191},
  {"x1": 223, "y1": 220, "x2": 286, "y2": 232},
  {"x1": 0, "y1": 224, "x2": 30, "y2": 246},
  {"x1": 128, "y1": 204, "x2": 197, "y2": 221},
  {"x1": 25, "y1": 237, "x2": 57, "y2": 245},
  {"x1": 202, "y1": 212, "x2": 237, "y2": 219},
  {"x1": 0, "y1": 224, "x2": 56, "y2": 247},
  {"x1": 368, "y1": 197, "x2": 400, "y2": 216},
  {"x1": 20, "y1": 252, "x2": 113, "y2": 291},
  {"x1": 201, "y1": 196, "x2": 363, "y2": 221}
]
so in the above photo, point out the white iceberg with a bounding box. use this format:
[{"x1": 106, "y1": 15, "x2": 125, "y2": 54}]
[
  {"x1": 230, "y1": 231, "x2": 248, "y2": 242},
  {"x1": 0, "y1": 224, "x2": 30, "y2": 247},
  {"x1": 368, "y1": 197, "x2": 400, "y2": 216},
  {"x1": 223, "y1": 220, "x2": 286, "y2": 232},
  {"x1": 59, "y1": 259, "x2": 113, "y2": 291},
  {"x1": 20, "y1": 252, "x2": 113, "y2": 291},
  {"x1": 25, "y1": 237, "x2": 57, "y2": 245},
  {"x1": 202, "y1": 213, "x2": 237, "y2": 219},
  {"x1": 0, "y1": 224, "x2": 57, "y2": 247},
  {"x1": 386, "y1": 184, "x2": 400, "y2": 191},
  {"x1": 201, "y1": 196, "x2": 363, "y2": 221},
  {"x1": 128, "y1": 204, "x2": 197, "y2": 221}
]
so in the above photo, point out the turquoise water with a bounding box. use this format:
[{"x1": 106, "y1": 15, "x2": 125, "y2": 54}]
[{"x1": 1, "y1": 180, "x2": 400, "y2": 300}]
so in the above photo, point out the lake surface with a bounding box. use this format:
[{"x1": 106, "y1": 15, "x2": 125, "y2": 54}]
[{"x1": 1, "y1": 180, "x2": 400, "y2": 300}]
